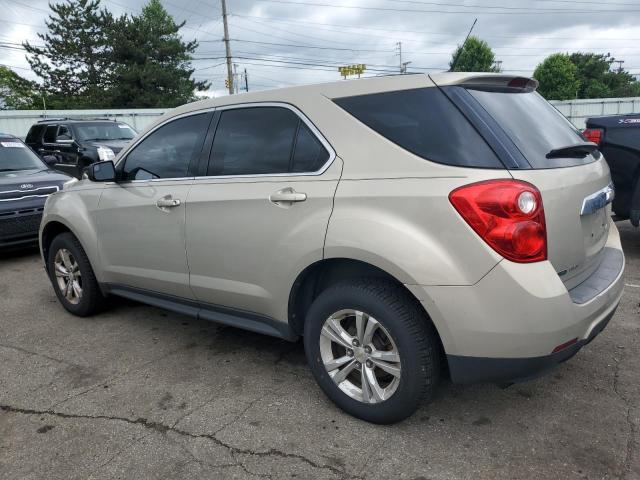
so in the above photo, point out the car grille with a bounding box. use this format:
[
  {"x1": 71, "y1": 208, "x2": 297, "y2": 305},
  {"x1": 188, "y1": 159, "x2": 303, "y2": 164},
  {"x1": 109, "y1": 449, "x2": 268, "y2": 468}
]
[
  {"x1": 0, "y1": 185, "x2": 59, "y2": 202},
  {"x1": 0, "y1": 209, "x2": 43, "y2": 241}
]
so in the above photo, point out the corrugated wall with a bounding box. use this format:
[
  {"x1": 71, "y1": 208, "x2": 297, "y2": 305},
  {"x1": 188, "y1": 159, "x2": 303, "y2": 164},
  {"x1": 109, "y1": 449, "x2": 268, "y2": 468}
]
[
  {"x1": 550, "y1": 97, "x2": 640, "y2": 128},
  {"x1": 0, "y1": 109, "x2": 168, "y2": 139},
  {"x1": 1, "y1": 97, "x2": 640, "y2": 138}
]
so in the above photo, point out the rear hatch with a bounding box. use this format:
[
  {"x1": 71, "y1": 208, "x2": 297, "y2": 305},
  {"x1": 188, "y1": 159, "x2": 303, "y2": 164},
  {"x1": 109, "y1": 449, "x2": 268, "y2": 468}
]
[{"x1": 432, "y1": 74, "x2": 613, "y2": 289}]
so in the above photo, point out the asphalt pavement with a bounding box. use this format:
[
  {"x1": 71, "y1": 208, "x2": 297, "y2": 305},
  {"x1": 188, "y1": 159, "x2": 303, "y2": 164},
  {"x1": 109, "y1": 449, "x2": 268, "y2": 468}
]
[{"x1": 0, "y1": 222, "x2": 638, "y2": 480}]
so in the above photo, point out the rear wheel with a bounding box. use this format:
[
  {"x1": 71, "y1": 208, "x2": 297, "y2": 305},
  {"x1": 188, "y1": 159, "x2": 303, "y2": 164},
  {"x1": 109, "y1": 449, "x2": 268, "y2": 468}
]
[
  {"x1": 304, "y1": 279, "x2": 439, "y2": 424},
  {"x1": 47, "y1": 232, "x2": 105, "y2": 316}
]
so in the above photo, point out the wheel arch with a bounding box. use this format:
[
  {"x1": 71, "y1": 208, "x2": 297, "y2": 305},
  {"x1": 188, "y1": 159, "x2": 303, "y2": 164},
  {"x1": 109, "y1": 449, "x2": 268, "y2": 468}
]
[{"x1": 287, "y1": 257, "x2": 445, "y2": 357}]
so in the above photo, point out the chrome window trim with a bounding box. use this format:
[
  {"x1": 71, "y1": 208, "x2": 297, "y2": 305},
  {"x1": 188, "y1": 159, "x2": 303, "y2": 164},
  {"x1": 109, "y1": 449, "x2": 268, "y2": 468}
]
[
  {"x1": 116, "y1": 102, "x2": 336, "y2": 182},
  {"x1": 0, "y1": 185, "x2": 59, "y2": 202}
]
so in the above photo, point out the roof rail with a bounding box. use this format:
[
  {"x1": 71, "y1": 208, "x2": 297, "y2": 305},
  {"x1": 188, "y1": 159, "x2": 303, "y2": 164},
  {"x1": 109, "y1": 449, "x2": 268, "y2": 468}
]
[{"x1": 37, "y1": 117, "x2": 68, "y2": 123}]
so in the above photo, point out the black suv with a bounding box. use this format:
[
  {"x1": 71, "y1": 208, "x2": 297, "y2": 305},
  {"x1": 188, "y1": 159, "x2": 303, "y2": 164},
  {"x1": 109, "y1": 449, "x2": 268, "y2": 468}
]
[
  {"x1": 0, "y1": 134, "x2": 71, "y2": 248},
  {"x1": 584, "y1": 114, "x2": 640, "y2": 226},
  {"x1": 25, "y1": 118, "x2": 137, "y2": 178}
]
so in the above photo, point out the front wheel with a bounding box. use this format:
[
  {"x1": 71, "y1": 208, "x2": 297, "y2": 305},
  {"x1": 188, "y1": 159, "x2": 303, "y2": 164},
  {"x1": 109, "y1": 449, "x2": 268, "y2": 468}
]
[
  {"x1": 304, "y1": 279, "x2": 440, "y2": 424},
  {"x1": 47, "y1": 232, "x2": 105, "y2": 316}
]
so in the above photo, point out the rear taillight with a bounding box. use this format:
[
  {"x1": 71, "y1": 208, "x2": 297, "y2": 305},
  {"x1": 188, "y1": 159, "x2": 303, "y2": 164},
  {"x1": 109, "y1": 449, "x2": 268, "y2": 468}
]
[
  {"x1": 449, "y1": 179, "x2": 547, "y2": 263},
  {"x1": 582, "y1": 128, "x2": 603, "y2": 145}
]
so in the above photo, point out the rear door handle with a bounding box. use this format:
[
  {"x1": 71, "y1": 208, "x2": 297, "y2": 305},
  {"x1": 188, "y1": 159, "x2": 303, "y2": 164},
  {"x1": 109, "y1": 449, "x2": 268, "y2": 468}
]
[
  {"x1": 269, "y1": 188, "x2": 307, "y2": 204},
  {"x1": 156, "y1": 196, "x2": 181, "y2": 209}
]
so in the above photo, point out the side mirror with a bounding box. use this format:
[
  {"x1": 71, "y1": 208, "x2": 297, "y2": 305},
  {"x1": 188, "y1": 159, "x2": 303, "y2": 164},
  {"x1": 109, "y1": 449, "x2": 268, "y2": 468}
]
[
  {"x1": 86, "y1": 160, "x2": 116, "y2": 182},
  {"x1": 42, "y1": 154, "x2": 58, "y2": 166}
]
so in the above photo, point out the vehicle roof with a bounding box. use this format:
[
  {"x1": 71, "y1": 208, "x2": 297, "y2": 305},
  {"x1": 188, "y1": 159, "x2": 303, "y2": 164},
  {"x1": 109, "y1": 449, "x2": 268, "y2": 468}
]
[
  {"x1": 0, "y1": 133, "x2": 19, "y2": 140},
  {"x1": 34, "y1": 119, "x2": 122, "y2": 125},
  {"x1": 168, "y1": 72, "x2": 534, "y2": 118}
]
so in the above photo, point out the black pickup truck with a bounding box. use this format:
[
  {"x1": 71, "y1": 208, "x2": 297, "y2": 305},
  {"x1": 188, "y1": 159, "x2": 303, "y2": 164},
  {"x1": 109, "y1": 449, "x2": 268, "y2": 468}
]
[{"x1": 584, "y1": 114, "x2": 640, "y2": 226}]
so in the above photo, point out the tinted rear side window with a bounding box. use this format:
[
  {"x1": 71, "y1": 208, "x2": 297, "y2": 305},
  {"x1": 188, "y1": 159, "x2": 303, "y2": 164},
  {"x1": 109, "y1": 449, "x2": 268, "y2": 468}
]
[
  {"x1": 467, "y1": 89, "x2": 596, "y2": 169},
  {"x1": 334, "y1": 87, "x2": 502, "y2": 168},
  {"x1": 25, "y1": 125, "x2": 44, "y2": 144},
  {"x1": 291, "y1": 123, "x2": 329, "y2": 173},
  {"x1": 43, "y1": 125, "x2": 58, "y2": 143},
  {"x1": 208, "y1": 107, "x2": 330, "y2": 176}
]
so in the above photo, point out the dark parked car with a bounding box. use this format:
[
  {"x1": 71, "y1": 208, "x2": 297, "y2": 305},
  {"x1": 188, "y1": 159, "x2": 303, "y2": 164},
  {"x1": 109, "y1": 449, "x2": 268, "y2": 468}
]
[
  {"x1": 0, "y1": 134, "x2": 72, "y2": 248},
  {"x1": 25, "y1": 118, "x2": 137, "y2": 178},
  {"x1": 584, "y1": 114, "x2": 640, "y2": 226}
]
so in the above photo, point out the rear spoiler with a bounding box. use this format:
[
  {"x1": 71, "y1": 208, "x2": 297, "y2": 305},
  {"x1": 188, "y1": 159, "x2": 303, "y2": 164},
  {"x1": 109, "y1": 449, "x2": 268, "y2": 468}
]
[{"x1": 429, "y1": 73, "x2": 538, "y2": 93}]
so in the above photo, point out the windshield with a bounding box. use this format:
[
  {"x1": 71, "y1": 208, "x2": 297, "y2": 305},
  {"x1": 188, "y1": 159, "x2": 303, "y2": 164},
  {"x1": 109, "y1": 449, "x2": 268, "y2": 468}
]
[
  {"x1": 0, "y1": 140, "x2": 45, "y2": 172},
  {"x1": 74, "y1": 122, "x2": 137, "y2": 141},
  {"x1": 466, "y1": 88, "x2": 597, "y2": 169}
]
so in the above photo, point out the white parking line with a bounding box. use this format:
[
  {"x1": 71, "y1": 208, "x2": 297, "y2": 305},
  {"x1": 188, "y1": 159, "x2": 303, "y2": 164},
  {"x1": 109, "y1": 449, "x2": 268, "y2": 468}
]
[{"x1": 625, "y1": 283, "x2": 640, "y2": 288}]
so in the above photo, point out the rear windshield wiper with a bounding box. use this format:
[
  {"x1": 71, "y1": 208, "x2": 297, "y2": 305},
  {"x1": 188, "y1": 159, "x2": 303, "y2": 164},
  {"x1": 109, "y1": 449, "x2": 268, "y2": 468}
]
[{"x1": 546, "y1": 142, "x2": 598, "y2": 159}]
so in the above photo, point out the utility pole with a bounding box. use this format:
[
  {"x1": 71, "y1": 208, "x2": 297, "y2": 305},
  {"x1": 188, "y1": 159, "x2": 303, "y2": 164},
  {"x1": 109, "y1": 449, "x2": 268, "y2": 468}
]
[
  {"x1": 396, "y1": 42, "x2": 402, "y2": 74},
  {"x1": 244, "y1": 68, "x2": 249, "y2": 92},
  {"x1": 221, "y1": 0, "x2": 233, "y2": 95},
  {"x1": 615, "y1": 60, "x2": 625, "y2": 73}
]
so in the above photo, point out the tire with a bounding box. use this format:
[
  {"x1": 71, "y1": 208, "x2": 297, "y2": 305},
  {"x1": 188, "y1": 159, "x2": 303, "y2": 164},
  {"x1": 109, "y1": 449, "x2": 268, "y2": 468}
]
[
  {"x1": 47, "y1": 232, "x2": 106, "y2": 317},
  {"x1": 303, "y1": 278, "x2": 440, "y2": 424}
]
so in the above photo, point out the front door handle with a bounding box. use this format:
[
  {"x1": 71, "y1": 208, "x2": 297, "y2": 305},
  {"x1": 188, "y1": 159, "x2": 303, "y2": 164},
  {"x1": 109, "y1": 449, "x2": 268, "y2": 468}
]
[
  {"x1": 156, "y1": 196, "x2": 181, "y2": 209},
  {"x1": 269, "y1": 188, "x2": 307, "y2": 204}
]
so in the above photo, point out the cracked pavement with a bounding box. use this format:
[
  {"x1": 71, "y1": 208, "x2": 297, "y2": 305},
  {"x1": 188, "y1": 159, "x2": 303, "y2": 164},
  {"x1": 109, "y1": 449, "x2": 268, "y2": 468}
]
[{"x1": 0, "y1": 223, "x2": 638, "y2": 480}]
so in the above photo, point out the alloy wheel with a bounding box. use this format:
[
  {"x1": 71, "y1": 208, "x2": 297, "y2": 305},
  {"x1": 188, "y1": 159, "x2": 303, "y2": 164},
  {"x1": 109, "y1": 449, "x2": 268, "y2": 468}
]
[
  {"x1": 54, "y1": 248, "x2": 83, "y2": 305},
  {"x1": 319, "y1": 309, "x2": 401, "y2": 404}
]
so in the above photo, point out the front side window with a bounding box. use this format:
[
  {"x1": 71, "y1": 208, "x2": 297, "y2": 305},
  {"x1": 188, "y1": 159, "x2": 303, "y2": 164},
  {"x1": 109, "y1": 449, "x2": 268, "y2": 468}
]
[
  {"x1": 57, "y1": 125, "x2": 72, "y2": 140},
  {"x1": 74, "y1": 122, "x2": 137, "y2": 142},
  {"x1": 122, "y1": 113, "x2": 211, "y2": 181},
  {"x1": 208, "y1": 107, "x2": 330, "y2": 176}
]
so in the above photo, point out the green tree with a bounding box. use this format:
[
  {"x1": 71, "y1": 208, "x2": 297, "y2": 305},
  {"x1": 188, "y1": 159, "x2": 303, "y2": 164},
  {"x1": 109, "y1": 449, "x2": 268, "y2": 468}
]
[
  {"x1": 449, "y1": 36, "x2": 500, "y2": 72},
  {"x1": 533, "y1": 54, "x2": 580, "y2": 100},
  {"x1": 569, "y1": 53, "x2": 638, "y2": 98},
  {"x1": 106, "y1": 0, "x2": 209, "y2": 107},
  {"x1": 23, "y1": 0, "x2": 115, "y2": 108},
  {"x1": 0, "y1": 66, "x2": 40, "y2": 109}
]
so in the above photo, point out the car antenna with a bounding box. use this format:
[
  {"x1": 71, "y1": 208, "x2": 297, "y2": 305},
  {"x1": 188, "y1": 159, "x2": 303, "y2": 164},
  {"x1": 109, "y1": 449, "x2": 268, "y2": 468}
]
[{"x1": 449, "y1": 18, "x2": 478, "y2": 72}]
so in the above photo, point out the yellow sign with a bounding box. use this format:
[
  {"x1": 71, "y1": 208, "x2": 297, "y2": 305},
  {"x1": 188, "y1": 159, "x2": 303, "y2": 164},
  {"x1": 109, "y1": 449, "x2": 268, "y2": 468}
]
[{"x1": 339, "y1": 64, "x2": 366, "y2": 78}]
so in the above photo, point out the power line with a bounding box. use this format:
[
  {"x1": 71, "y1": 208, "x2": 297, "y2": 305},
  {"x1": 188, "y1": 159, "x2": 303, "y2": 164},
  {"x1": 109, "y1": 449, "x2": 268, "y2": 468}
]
[
  {"x1": 230, "y1": 14, "x2": 640, "y2": 42},
  {"x1": 253, "y1": 0, "x2": 640, "y2": 14}
]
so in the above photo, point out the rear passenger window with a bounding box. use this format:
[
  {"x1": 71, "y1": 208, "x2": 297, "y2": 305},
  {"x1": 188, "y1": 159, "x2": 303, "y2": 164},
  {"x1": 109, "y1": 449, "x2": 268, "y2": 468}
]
[
  {"x1": 292, "y1": 123, "x2": 329, "y2": 173},
  {"x1": 26, "y1": 125, "x2": 44, "y2": 144},
  {"x1": 208, "y1": 107, "x2": 330, "y2": 176},
  {"x1": 334, "y1": 87, "x2": 502, "y2": 168},
  {"x1": 123, "y1": 113, "x2": 211, "y2": 180},
  {"x1": 43, "y1": 125, "x2": 58, "y2": 143}
]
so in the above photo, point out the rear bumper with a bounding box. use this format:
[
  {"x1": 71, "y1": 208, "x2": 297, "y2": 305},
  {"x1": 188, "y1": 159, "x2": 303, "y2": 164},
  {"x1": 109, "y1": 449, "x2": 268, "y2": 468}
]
[
  {"x1": 446, "y1": 304, "x2": 617, "y2": 384},
  {"x1": 407, "y1": 218, "x2": 625, "y2": 384}
]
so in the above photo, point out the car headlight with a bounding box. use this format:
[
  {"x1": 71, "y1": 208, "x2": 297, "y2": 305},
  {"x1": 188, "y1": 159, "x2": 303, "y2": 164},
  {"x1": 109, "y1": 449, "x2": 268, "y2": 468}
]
[{"x1": 96, "y1": 146, "x2": 115, "y2": 161}]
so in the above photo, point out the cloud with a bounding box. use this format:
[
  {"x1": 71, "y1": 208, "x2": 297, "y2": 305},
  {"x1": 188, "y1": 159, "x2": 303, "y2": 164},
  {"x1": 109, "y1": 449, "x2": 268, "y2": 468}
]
[{"x1": 2, "y1": 0, "x2": 639, "y2": 94}]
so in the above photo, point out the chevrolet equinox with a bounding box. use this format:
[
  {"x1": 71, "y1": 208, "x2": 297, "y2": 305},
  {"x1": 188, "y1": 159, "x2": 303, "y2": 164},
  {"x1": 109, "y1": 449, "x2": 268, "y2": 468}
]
[{"x1": 40, "y1": 73, "x2": 625, "y2": 424}]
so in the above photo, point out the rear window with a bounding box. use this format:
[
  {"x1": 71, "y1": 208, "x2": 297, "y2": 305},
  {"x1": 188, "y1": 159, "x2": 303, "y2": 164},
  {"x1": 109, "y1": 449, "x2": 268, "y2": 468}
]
[
  {"x1": 467, "y1": 89, "x2": 597, "y2": 169},
  {"x1": 334, "y1": 87, "x2": 502, "y2": 168}
]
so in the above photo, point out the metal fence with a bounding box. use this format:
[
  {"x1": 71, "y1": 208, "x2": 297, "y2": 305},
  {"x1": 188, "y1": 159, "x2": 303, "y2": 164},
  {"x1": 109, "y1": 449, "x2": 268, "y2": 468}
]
[
  {"x1": 550, "y1": 97, "x2": 640, "y2": 128},
  {"x1": 1, "y1": 96, "x2": 640, "y2": 138},
  {"x1": 0, "y1": 108, "x2": 168, "y2": 139}
]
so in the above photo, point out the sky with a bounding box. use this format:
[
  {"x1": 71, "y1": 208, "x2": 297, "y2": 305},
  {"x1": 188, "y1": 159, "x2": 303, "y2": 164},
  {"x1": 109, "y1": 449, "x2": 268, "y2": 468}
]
[{"x1": 1, "y1": 0, "x2": 640, "y2": 97}]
